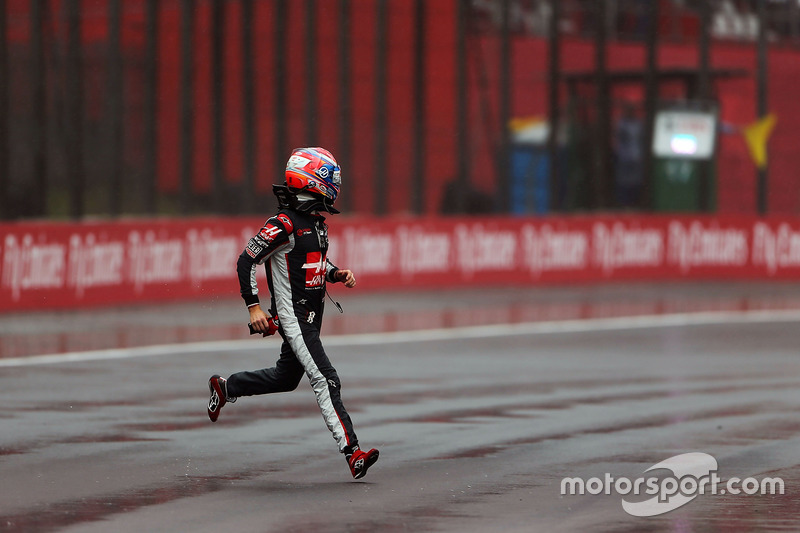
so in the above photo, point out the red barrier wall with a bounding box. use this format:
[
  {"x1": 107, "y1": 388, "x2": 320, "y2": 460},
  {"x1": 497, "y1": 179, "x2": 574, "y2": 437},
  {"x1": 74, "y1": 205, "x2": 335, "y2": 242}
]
[{"x1": 3, "y1": 215, "x2": 800, "y2": 313}]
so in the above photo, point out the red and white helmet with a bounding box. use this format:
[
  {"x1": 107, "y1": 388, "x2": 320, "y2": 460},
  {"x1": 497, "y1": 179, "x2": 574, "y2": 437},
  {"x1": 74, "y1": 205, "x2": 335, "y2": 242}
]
[{"x1": 284, "y1": 147, "x2": 341, "y2": 203}]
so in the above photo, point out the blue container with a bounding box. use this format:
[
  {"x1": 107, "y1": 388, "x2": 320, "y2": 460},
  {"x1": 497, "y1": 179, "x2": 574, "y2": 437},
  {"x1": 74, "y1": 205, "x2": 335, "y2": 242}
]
[{"x1": 510, "y1": 145, "x2": 550, "y2": 214}]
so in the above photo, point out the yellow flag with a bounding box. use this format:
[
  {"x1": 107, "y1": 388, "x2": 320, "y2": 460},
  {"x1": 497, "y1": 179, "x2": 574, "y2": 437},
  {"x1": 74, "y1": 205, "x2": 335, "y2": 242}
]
[{"x1": 743, "y1": 113, "x2": 777, "y2": 169}]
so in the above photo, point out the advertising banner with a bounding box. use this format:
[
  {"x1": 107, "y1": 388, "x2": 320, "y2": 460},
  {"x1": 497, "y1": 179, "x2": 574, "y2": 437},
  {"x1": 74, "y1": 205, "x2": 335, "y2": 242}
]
[{"x1": 2, "y1": 215, "x2": 800, "y2": 312}]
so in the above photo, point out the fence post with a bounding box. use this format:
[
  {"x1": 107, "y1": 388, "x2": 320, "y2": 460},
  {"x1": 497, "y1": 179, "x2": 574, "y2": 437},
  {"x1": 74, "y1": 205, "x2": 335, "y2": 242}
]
[
  {"x1": 31, "y1": 0, "x2": 48, "y2": 217},
  {"x1": 498, "y1": 0, "x2": 511, "y2": 213},
  {"x1": 66, "y1": 0, "x2": 85, "y2": 219},
  {"x1": 338, "y1": 0, "x2": 352, "y2": 212},
  {"x1": 274, "y1": 0, "x2": 288, "y2": 180},
  {"x1": 756, "y1": 0, "x2": 769, "y2": 214},
  {"x1": 374, "y1": 0, "x2": 388, "y2": 215},
  {"x1": 305, "y1": 0, "x2": 318, "y2": 145},
  {"x1": 697, "y1": 0, "x2": 712, "y2": 212},
  {"x1": 0, "y1": 0, "x2": 6, "y2": 219},
  {"x1": 593, "y1": 0, "x2": 610, "y2": 209},
  {"x1": 108, "y1": 0, "x2": 123, "y2": 216},
  {"x1": 454, "y1": 0, "x2": 469, "y2": 213},
  {"x1": 641, "y1": 0, "x2": 659, "y2": 210},
  {"x1": 143, "y1": 0, "x2": 158, "y2": 214},
  {"x1": 241, "y1": 0, "x2": 256, "y2": 213},
  {"x1": 211, "y1": 0, "x2": 225, "y2": 212},
  {"x1": 547, "y1": 0, "x2": 560, "y2": 212},
  {"x1": 411, "y1": 0, "x2": 426, "y2": 214},
  {"x1": 179, "y1": 0, "x2": 195, "y2": 214}
]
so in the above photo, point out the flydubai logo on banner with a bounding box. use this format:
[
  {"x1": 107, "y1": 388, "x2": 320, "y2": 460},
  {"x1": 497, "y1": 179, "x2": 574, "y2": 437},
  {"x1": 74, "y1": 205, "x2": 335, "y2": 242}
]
[{"x1": 752, "y1": 222, "x2": 800, "y2": 274}]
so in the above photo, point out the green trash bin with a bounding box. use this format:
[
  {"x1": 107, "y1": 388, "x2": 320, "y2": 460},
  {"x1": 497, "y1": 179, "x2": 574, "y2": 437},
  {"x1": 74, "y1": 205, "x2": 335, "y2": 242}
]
[{"x1": 653, "y1": 157, "x2": 716, "y2": 212}]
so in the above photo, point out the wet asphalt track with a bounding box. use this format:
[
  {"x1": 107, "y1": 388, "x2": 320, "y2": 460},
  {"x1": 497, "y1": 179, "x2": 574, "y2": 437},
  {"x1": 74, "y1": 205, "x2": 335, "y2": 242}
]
[{"x1": 2, "y1": 284, "x2": 800, "y2": 532}]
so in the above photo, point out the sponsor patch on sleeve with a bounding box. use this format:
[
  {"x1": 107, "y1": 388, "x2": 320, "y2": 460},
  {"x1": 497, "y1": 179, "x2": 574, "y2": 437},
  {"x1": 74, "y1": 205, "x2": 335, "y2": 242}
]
[
  {"x1": 258, "y1": 223, "x2": 283, "y2": 243},
  {"x1": 245, "y1": 238, "x2": 264, "y2": 258}
]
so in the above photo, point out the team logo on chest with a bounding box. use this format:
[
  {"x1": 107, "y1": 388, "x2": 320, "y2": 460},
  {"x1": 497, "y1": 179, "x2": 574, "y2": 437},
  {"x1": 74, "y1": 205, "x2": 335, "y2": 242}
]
[{"x1": 302, "y1": 252, "x2": 326, "y2": 288}]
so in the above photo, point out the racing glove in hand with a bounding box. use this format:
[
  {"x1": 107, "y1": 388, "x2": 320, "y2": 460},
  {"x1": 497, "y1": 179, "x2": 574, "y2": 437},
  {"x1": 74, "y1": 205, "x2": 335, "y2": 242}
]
[{"x1": 248, "y1": 316, "x2": 280, "y2": 337}]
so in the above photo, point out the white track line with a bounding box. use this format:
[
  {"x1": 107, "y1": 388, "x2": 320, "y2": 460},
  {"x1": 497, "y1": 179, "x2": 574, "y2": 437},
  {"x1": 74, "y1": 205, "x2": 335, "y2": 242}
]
[{"x1": 3, "y1": 309, "x2": 800, "y2": 368}]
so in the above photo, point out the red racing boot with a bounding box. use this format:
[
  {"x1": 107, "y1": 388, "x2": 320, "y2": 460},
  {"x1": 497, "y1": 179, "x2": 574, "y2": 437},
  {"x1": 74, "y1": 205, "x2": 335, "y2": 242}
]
[
  {"x1": 207, "y1": 374, "x2": 235, "y2": 422},
  {"x1": 347, "y1": 446, "x2": 380, "y2": 479}
]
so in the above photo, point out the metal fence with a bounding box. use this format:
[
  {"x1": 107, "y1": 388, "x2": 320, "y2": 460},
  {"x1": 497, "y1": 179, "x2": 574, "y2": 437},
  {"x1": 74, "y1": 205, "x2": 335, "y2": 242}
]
[{"x1": 0, "y1": 0, "x2": 798, "y2": 220}]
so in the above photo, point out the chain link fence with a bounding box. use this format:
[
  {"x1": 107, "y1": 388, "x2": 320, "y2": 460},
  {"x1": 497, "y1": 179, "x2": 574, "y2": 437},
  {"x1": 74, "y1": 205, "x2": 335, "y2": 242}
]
[{"x1": 1, "y1": 0, "x2": 799, "y2": 220}]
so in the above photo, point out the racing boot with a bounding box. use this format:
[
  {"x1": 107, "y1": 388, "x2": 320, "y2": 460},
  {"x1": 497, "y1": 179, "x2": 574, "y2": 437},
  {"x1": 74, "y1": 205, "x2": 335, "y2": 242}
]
[
  {"x1": 207, "y1": 374, "x2": 235, "y2": 422},
  {"x1": 346, "y1": 445, "x2": 380, "y2": 479}
]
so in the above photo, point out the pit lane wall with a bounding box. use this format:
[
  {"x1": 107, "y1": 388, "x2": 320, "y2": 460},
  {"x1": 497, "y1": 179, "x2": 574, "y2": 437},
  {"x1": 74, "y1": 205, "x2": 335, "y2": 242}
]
[{"x1": 2, "y1": 214, "x2": 800, "y2": 313}]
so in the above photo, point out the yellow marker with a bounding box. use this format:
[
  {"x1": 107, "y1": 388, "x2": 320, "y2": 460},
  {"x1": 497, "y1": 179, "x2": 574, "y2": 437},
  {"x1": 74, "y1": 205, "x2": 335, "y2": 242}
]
[{"x1": 743, "y1": 113, "x2": 777, "y2": 169}]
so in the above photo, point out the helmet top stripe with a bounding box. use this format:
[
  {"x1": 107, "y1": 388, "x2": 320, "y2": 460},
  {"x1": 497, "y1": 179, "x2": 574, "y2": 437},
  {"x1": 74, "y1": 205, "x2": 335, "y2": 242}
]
[{"x1": 295, "y1": 148, "x2": 338, "y2": 169}]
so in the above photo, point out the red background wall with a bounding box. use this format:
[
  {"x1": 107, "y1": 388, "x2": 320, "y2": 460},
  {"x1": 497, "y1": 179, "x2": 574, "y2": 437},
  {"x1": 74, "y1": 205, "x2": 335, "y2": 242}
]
[{"x1": 4, "y1": 0, "x2": 799, "y2": 215}]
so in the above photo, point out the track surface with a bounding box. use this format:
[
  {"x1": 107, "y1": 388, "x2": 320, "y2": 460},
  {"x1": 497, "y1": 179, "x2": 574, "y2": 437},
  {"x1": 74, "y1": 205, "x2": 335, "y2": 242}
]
[{"x1": 2, "y1": 284, "x2": 800, "y2": 532}]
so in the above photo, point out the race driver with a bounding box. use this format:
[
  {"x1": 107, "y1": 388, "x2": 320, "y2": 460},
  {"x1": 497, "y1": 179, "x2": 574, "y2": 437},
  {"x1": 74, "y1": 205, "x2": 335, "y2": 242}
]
[{"x1": 207, "y1": 147, "x2": 379, "y2": 480}]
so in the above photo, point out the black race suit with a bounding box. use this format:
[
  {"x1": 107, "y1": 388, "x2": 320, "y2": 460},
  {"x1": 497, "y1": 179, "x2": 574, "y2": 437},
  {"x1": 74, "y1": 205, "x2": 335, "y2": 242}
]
[{"x1": 227, "y1": 208, "x2": 357, "y2": 453}]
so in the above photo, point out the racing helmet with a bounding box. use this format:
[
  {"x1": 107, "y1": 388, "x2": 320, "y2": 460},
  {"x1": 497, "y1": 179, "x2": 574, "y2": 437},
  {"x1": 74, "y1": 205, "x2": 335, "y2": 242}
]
[{"x1": 284, "y1": 147, "x2": 341, "y2": 203}]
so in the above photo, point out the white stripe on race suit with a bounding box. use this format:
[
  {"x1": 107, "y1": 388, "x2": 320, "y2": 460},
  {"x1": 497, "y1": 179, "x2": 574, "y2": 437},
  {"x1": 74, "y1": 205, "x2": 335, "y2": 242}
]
[
  {"x1": 270, "y1": 235, "x2": 294, "y2": 322},
  {"x1": 271, "y1": 235, "x2": 349, "y2": 452},
  {"x1": 254, "y1": 241, "x2": 290, "y2": 295},
  {"x1": 249, "y1": 263, "x2": 259, "y2": 296}
]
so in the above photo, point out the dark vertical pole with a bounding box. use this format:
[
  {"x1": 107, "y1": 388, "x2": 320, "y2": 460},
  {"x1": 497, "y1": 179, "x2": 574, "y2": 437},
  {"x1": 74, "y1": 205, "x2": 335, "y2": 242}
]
[
  {"x1": 374, "y1": 0, "x2": 388, "y2": 215},
  {"x1": 241, "y1": 0, "x2": 256, "y2": 213},
  {"x1": 274, "y1": 0, "x2": 288, "y2": 178},
  {"x1": 641, "y1": 0, "x2": 659, "y2": 210},
  {"x1": 338, "y1": 0, "x2": 352, "y2": 211},
  {"x1": 108, "y1": 0, "x2": 123, "y2": 216},
  {"x1": 455, "y1": 0, "x2": 469, "y2": 212},
  {"x1": 143, "y1": 0, "x2": 158, "y2": 214},
  {"x1": 547, "y1": 0, "x2": 560, "y2": 211},
  {"x1": 698, "y1": 0, "x2": 711, "y2": 100},
  {"x1": 0, "y1": 0, "x2": 7, "y2": 218},
  {"x1": 66, "y1": 0, "x2": 85, "y2": 218},
  {"x1": 305, "y1": 0, "x2": 318, "y2": 145},
  {"x1": 211, "y1": 0, "x2": 225, "y2": 213},
  {"x1": 698, "y1": 0, "x2": 712, "y2": 212},
  {"x1": 179, "y1": 0, "x2": 195, "y2": 214},
  {"x1": 497, "y1": 0, "x2": 511, "y2": 214},
  {"x1": 756, "y1": 0, "x2": 769, "y2": 214},
  {"x1": 789, "y1": 0, "x2": 800, "y2": 44},
  {"x1": 411, "y1": 0, "x2": 426, "y2": 214},
  {"x1": 594, "y1": 0, "x2": 610, "y2": 209},
  {"x1": 211, "y1": 0, "x2": 224, "y2": 212},
  {"x1": 31, "y1": 0, "x2": 48, "y2": 217}
]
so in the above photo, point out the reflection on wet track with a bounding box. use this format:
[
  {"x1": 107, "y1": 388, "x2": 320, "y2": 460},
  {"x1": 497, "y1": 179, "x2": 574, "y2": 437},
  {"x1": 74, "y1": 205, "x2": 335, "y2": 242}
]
[
  {"x1": 1, "y1": 283, "x2": 800, "y2": 532},
  {"x1": 3, "y1": 282, "x2": 800, "y2": 359}
]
